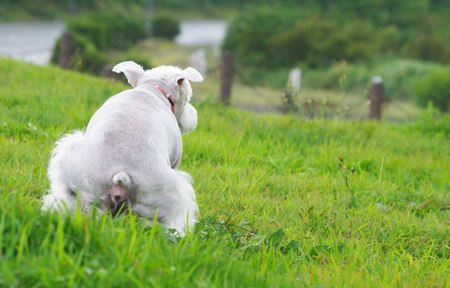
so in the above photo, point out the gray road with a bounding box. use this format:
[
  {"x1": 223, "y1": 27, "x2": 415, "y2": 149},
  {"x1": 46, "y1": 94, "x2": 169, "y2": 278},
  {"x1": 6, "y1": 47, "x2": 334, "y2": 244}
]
[
  {"x1": 0, "y1": 21, "x2": 65, "y2": 65},
  {"x1": 0, "y1": 20, "x2": 227, "y2": 66},
  {"x1": 175, "y1": 20, "x2": 227, "y2": 47}
]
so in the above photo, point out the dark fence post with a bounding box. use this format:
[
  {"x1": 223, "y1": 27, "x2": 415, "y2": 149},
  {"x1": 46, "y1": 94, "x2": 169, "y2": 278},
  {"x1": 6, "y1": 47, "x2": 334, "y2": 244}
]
[
  {"x1": 369, "y1": 76, "x2": 384, "y2": 120},
  {"x1": 220, "y1": 51, "x2": 234, "y2": 104},
  {"x1": 146, "y1": 0, "x2": 154, "y2": 37},
  {"x1": 58, "y1": 32, "x2": 75, "y2": 70},
  {"x1": 281, "y1": 90, "x2": 297, "y2": 114},
  {"x1": 68, "y1": 0, "x2": 76, "y2": 14}
]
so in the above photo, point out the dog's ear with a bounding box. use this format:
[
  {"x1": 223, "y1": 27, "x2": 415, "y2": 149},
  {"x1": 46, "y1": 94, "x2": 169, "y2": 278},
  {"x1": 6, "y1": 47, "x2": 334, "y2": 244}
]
[
  {"x1": 112, "y1": 61, "x2": 145, "y2": 87},
  {"x1": 176, "y1": 67, "x2": 203, "y2": 86},
  {"x1": 178, "y1": 103, "x2": 198, "y2": 134}
]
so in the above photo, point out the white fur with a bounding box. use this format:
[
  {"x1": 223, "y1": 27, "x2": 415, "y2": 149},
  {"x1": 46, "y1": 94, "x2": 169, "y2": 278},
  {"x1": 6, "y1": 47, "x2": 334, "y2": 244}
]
[{"x1": 42, "y1": 61, "x2": 203, "y2": 236}]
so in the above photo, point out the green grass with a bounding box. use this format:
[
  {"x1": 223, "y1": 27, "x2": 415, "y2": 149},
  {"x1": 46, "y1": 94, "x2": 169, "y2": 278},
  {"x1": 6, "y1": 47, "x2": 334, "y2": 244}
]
[{"x1": 1, "y1": 57, "x2": 450, "y2": 287}]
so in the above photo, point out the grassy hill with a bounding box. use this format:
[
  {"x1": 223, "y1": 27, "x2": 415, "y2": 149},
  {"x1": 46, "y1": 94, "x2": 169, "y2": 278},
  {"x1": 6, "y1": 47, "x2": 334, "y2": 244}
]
[{"x1": 1, "y1": 58, "x2": 450, "y2": 287}]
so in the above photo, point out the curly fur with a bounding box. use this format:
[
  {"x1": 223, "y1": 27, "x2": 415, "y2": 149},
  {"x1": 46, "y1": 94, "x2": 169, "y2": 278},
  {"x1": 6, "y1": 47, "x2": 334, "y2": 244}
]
[{"x1": 42, "y1": 61, "x2": 203, "y2": 235}]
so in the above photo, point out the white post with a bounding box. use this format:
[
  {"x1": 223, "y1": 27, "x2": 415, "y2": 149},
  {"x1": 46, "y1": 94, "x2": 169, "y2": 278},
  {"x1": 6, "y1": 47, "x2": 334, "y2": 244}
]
[
  {"x1": 190, "y1": 49, "x2": 207, "y2": 78},
  {"x1": 212, "y1": 44, "x2": 221, "y2": 58},
  {"x1": 288, "y1": 68, "x2": 301, "y2": 93}
]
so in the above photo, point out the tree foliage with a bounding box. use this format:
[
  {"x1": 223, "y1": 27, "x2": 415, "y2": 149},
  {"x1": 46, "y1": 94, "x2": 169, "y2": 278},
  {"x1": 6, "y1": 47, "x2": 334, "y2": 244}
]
[
  {"x1": 51, "y1": 10, "x2": 147, "y2": 75},
  {"x1": 222, "y1": 2, "x2": 450, "y2": 70},
  {"x1": 414, "y1": 69, "x2": 450, "y2": 112},
  {"x1": 152, "y1": 14, "x2": 180, "y2": 40}
]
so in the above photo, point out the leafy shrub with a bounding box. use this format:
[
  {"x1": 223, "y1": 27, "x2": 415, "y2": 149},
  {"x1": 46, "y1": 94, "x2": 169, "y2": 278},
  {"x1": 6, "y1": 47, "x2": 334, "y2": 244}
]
[
  {"x1": 120, "y1": 49, "x2": 153, "y2": 70},
  {"x1": 270, "y1": 18, "x2": 377, "y2": 68},
  {"x1": 67, "y1": 11, "x2": 147, "y2": 50},
  {"x1": 408, "y1": 35, "x2": 450, "y2": 64},
  {"x1": 313, "y1": 59, "x2": 447, "y2": 99},
  {"x1": 51, "y1": 10, "x2": 147, "y2": 75},
  {"x1": 222, "y1": 8, "x2": 300, "y2": 69},
  {"x1": 222, "y1": 6, "x2": 450, "y2": 95},
  {"x1": 372, "y1": 59, "x2": 443, "y2": 99},
  {"x1": 51, "y1": 34, "x2": 108, "y2": 75},
  {"x1": 375, "y1": 25, "x2": 401, "y2": 54},
  {"x1": 68, "y1": 17, "x2": 108, "y2": 50},
  {"x1": 223, "y1": 8, "x2": 383, "y2": 70},
  {"x1": 26, "y1": 2, "x2": 58, "y2": 20},
  {"x1": 412, "y1": 104, "x2": 450, "y2": 136},
  {"x1": 0, "y1": 6, "x2": 9, "y2": 20},
  {"x1": 413, "y1": 69, "x2": 450, "y2": 112},
  {"x1": 152, "y1": 14, "x2": 180, "y2": 40}
]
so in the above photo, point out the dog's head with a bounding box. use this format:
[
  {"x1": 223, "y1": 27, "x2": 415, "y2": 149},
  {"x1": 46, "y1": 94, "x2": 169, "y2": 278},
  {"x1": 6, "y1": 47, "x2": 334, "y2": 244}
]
[{"x1": 112, "y1": 61, "x2": 203, "y2": 133}]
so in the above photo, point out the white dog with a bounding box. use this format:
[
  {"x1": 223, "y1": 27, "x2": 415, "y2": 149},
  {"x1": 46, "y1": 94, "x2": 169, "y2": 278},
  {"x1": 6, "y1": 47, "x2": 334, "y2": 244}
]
[{"x1": 42, "y1": 61, "x2": 203, "y2": 235}]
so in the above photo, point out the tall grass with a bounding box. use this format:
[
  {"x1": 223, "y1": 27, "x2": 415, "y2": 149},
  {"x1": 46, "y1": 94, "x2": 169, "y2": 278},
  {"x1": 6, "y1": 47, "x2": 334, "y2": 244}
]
[{"x1": 1, "y1": 58, "x2": 450, "y2": 287}]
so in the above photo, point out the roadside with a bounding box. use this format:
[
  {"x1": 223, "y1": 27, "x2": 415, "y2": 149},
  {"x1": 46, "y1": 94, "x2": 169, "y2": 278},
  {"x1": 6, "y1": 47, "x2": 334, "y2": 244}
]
[
  {"x1": 0, "y1": 21, "x2": 419, "y2": 120},
  {"x1": 131, "y1": 39, "x2": 420, "y2": 120},
  {"x1": 0, "y1": 22, "x2": 65, "y2": 65}
]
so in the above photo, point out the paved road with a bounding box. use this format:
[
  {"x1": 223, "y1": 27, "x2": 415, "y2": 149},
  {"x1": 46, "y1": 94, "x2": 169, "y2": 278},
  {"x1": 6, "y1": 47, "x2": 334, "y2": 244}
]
[
  {"x1": 0, "y1": 20, "x2": 227, "y2": 66},
  {"x1": 175, "y1": 20, "x2": 227, "y2": 47},
  {"x1": 0, "y1": 22, "x2": 65, "y2": 65}
]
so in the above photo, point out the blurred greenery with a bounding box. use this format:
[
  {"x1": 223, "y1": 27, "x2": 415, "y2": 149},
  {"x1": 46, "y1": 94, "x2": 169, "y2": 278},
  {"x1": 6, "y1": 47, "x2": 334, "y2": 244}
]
[
  {"x1": 66, "y1": 12, "x2": 147, "y2": 50},
  {"x1": 222, "y1": 5, "x2": 450, "y2": 74},
  {"x1": 50, "y1": 34, "x2": 108, "y2": 75},
  {"x1": 3, "y1": 0, "x2": 450, "y2": 106},
  {"x1": 152, "y1": 14, "x2": 181, "y2": 40},
  {"x1": 413, "y1": 69, "x2": 450, "y2": 112},
  {"x1": 50, "y1": 10, "x2": 149, "y2": 75}
]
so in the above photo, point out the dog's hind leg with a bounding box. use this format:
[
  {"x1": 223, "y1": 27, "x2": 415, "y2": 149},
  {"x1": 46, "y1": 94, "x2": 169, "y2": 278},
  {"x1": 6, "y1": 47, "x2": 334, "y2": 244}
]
[
  {"x1": 42, "y1": 131, "x2": 85, "y2": 214},
  {"x1": 163, "y1": 170, "x2": 199, "y2": 236},
  {"x1": 130, "y1": 170, "x2": 198, "y2": 236}
]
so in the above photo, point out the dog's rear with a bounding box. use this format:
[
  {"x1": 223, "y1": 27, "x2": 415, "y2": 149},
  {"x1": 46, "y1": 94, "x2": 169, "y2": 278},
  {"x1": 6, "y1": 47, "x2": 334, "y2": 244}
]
[
  {"x1": 101, "y1": 171, "x2": 131, "y2": 217},
  {"x1": 42, "y1": 62, "x2": 203, "y2": 236}
]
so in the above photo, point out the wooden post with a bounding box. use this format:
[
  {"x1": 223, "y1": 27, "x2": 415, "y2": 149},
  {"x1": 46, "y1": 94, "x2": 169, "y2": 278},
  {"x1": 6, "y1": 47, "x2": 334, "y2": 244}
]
[
  {"x1": 58, "y1": 32, "x2": 75, "y2": 70},
  {"x1": 281, "y1": 90, "x2": 297, "y2": 114},
  {"x1": 146, "y1": 0, "x2": 154, "y2": 36},
  {"x1": 68, "y1": 0, "x2": 76, "y2": 14},
  {"x1": 220, "y1": 51, "x2": 234, "y2": 104},
  {"x1": 369, "y1": 76, "x2": 384, "y2": 120}
]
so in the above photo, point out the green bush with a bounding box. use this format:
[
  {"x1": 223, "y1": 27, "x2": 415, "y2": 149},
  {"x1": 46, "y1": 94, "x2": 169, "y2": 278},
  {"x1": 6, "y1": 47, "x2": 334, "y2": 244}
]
[
  {"x1": 222, "y1": 6, "x2": 450, "y2": 94},
  {"x1": 302, "y1": 59, "x2": 446, "y2": 99},
  {"x1": 223, "y1": 8, "x2": 383, "y2": 70},
  {"x1": 51, "y1": 11, "x2": 147, "y2": 75},
  {"x1": 239, "y1": 58, "x2": 448, "y2": 99},
  {"x1": 26, "y1": 2, "x2": 58, "y2": 20},
  {"x1": 51, "y1": 34, "x2": 108, "y2": 75},
  {"x1": 152, "y1": 14, "x2": 180, "y2": 40},
  {"x1": 413, "y1": 104, "x2": 450, "y2": 136},
  {"x1": 375, "y1": 25, "x2": 401, "y2": 54},
  {"x1": 413, "y1": 69, "x2": 450, "y2": 112},
  {"x1": 68, "y1": 17, "x2": 108, "y2": 50},
  {"x1": 67, "y1": 11, "x2": 147, "y2": 50},
  {"x1": 408, "y1": 35, "x2": 450, "y2": 64},
  {"x1": 120, "y1": 49, "x2": 153, "y2": 70},
  {"x1": 222, "y1": 8, "x2": 300, "y2": 69},
  {"x1": 269, "y1": 18, "x2": 377, "y2": 68}
]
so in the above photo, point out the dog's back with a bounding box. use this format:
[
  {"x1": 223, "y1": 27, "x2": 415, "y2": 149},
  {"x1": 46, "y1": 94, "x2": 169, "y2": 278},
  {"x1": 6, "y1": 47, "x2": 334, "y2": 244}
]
[
  {"x1": 61, "y1": 88, "x2": 182, "y2": 203},
  {"x1": 43, "y1": 62, "x2": 203, "y2": 235}
]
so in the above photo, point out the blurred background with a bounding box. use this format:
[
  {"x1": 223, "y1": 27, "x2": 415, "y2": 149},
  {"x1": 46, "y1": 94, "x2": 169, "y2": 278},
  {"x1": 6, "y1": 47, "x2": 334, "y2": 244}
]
[{"x1": 1, "y1": 0, "x2": 450, "y2": 118}]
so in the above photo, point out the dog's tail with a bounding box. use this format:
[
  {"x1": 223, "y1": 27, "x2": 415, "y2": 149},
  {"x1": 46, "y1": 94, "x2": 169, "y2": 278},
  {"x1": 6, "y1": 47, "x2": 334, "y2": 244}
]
[
  {"x1": 106, "y1": 172, "x2": 131, "y2": 216},
  {"x1": 112, "y1": 171, "x2": 131, "y2": 188}
]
